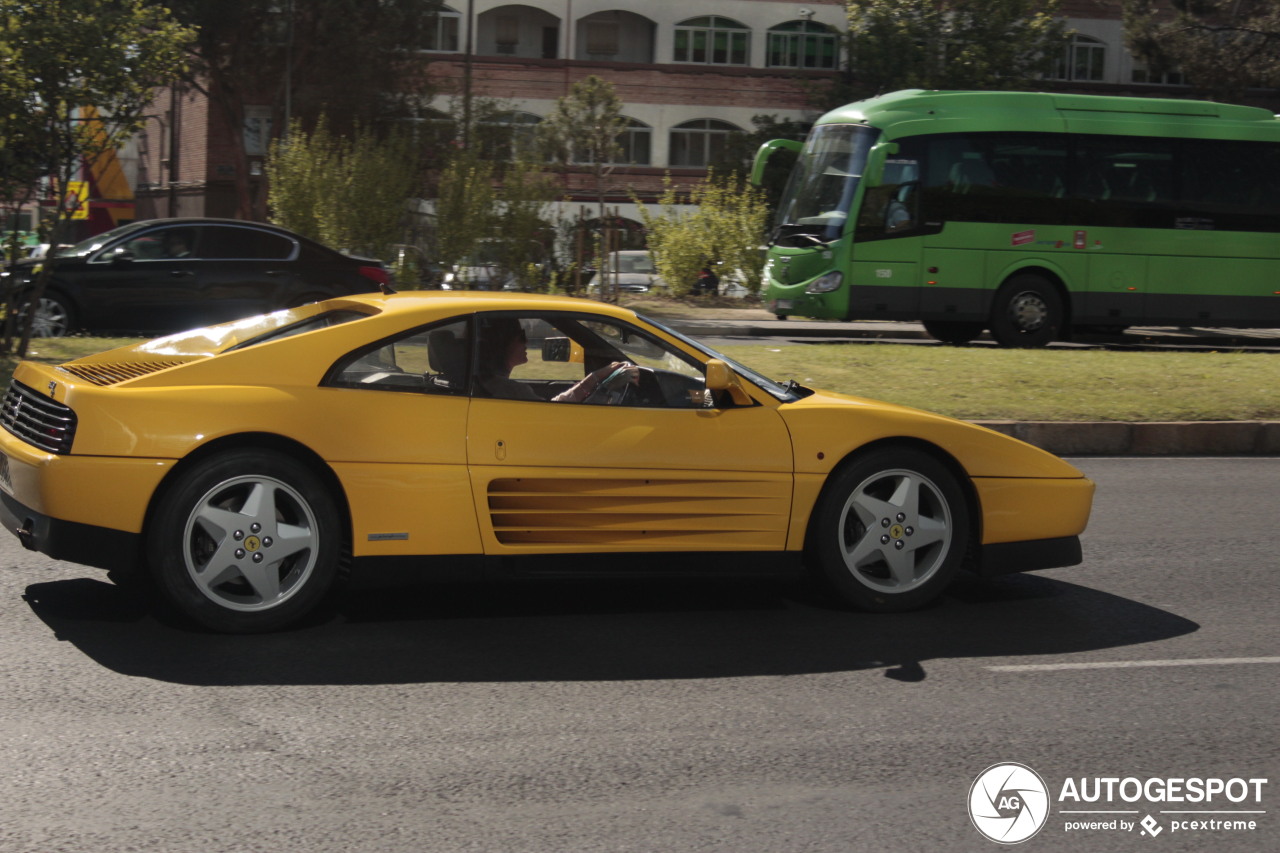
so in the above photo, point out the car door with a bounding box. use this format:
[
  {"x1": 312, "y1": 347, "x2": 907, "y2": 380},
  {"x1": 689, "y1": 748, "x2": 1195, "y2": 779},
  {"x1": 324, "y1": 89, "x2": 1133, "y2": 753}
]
[
  {"x1": 78, "y1": 224, "x2": 204, "y2": 331},
  {"x1": 463, "y1": 311, "x2": 795, "y2": 555}
]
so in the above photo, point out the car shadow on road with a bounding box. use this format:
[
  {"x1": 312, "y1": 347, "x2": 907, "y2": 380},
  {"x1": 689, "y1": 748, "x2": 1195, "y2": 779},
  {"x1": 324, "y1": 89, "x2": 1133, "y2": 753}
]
[{"x1": 22, "y1": 572, "x2": 1198, "y2": 686}]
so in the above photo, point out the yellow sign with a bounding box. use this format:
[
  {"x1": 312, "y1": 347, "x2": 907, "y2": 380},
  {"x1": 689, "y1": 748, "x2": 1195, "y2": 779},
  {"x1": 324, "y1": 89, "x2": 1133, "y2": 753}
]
[{"x1": 66, "y1": 181, "x2": 90, "y2": 220}]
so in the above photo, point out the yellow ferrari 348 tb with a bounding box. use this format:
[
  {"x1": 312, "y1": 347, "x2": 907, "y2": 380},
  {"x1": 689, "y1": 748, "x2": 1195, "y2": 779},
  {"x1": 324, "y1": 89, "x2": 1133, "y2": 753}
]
[{"x1": 0, "y1": 293, "x2": 1093, "y2": 632}]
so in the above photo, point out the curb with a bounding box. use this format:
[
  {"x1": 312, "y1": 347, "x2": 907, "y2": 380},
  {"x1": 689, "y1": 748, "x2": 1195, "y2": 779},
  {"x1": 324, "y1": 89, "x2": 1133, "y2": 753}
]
[
  {"x1": 659, "y1": 317, "x2": 1280, "y2": 457},
  {"x1": 972, "y1": 421, "x2": 1280, "y2": 457}
]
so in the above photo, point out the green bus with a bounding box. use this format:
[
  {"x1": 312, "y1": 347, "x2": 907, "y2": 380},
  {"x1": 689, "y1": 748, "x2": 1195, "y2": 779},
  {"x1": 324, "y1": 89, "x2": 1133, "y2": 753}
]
[{"x1": 752, "y1": 89, "x2": 1280, "y2": 346}]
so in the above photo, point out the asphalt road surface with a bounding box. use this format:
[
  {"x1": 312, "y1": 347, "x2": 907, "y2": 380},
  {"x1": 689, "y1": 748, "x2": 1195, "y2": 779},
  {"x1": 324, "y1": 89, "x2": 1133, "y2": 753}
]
[{"x1": 0, "y1": 458, "x2": 1275, "y2": 852}]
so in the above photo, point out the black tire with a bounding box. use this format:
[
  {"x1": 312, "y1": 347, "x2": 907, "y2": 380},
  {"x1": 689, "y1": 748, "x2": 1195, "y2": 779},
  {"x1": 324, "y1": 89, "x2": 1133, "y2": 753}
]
[
  {"x1": 988, "y1": 274, "x2": 1064, "y2": 348},
  {"x1": 146, "y1": 449, "x2": 342, "y2": 633},
  {"x1": 922, "y1": 319, "x2": 985, "y2": 345},
  {"x1": 809, "y1": 448, "x2": 969, "y2": 612},
  {"x1": 19, "y1": 291, "x2": 75, "y2": 337}
]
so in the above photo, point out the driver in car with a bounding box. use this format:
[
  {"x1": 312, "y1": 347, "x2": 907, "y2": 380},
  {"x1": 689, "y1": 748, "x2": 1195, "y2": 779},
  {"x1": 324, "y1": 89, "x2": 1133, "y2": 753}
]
[{"x1": 477, "y1": 318, "x2": 639, "y2": 403}]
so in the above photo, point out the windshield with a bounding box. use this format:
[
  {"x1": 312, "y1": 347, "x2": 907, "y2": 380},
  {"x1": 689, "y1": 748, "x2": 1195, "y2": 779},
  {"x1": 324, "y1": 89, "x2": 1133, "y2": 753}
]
[
  {"x1": 642, "y1": 315, "x2": 805, "y2": 403},
  {"x1": 772, "y1": 124, "x2": 879, "y2": 244},
  {"x1": 54, "y1": 220, "x2": 155, "y2": 258}
]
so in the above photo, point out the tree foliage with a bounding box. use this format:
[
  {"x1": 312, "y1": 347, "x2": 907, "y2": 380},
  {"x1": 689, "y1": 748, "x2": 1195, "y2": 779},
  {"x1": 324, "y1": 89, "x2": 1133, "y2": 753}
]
[
  {"x1": 160, "y1": 0, "x2": 443, "y2": 218},
  {"x1": 266, "y1": 117, "x2": 421, "y2": 262},
  {"x1": 835, "y1": 0, "x2": 1066, "y2": 105},
  {"x1": 539, "y1": 76, "x2": 627, "y2": 210},
  {"x1": 1123, "y1": 0, "x2": 1280, "y2": 100},
  {"x1": 636, "y1": 172, "x2": 770, "y2": 297},
  {"x1": 0, "y1": 0, "x2": 191, "y2": 354}
]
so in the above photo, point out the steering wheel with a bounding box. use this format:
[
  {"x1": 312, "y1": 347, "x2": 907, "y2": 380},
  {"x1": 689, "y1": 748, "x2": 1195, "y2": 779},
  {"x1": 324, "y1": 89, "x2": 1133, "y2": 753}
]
[{"x1": 585, "y1": 363, "x2": 654, "y2": 406}]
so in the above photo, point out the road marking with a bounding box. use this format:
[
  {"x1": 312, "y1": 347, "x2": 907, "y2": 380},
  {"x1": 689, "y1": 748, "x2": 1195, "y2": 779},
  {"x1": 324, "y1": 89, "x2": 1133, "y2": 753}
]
[{"x1": 988, "y1": 656, "x2": 1280, "y2": 672}]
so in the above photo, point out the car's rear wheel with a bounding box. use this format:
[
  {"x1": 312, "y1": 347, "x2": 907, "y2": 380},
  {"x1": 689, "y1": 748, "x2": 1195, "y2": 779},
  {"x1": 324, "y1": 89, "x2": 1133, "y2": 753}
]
[
  {"x1": 810, "y1": 448, "x2": 969, "y2": 612},
  {"x1": 147, "y1": 450, "x2": 342, "y2": 633},
  {"x1": 18, "y1": 292, "x2": 74, "y2": 337}
]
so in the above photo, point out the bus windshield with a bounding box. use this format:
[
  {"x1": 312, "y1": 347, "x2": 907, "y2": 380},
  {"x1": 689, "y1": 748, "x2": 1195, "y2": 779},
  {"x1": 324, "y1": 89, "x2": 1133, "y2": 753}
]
[{"x1": 772, "y1": 124, "x2": 880, "y2": 245}]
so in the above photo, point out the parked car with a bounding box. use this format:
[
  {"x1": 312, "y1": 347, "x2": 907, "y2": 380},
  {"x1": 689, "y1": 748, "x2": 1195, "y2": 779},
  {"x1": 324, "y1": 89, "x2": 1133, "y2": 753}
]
[
  {"x1": 587, "y1": 250, "x2": 667, "y2": 294},
  {"x1": 1, "y1": 218, "x2": 390, "y2": 336},
  {"x1": 0, "y1": 291, "x2": 1094, "y2": 633}
]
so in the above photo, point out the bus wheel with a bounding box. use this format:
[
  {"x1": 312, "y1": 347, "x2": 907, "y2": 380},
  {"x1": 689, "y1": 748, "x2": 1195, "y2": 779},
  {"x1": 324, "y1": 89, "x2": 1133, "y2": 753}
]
[
  {"x1": 922, "y1": 320, "x2": 984, "y2": 345},
  {"x1": 989, "y1": 274, "x2": 1063, "y2": 348}
]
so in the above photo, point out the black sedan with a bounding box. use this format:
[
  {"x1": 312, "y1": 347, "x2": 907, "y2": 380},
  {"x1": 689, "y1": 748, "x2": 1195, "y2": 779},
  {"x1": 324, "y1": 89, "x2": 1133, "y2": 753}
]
[{"x1": 4, "y1": 218, "x2": 390, "y2": 336}]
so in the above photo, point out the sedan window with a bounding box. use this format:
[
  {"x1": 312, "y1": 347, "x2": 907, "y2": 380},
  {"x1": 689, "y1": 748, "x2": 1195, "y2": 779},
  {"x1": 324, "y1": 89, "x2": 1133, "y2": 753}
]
[{"x1": 199, "y1": 226, "x2": 296, "y2": 260}]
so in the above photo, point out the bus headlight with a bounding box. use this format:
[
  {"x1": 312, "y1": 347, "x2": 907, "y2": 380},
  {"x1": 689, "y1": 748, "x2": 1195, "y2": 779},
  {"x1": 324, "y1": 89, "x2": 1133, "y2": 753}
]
[{"x1": 805, "y1": 271, "x2": 843, "y2": 294}]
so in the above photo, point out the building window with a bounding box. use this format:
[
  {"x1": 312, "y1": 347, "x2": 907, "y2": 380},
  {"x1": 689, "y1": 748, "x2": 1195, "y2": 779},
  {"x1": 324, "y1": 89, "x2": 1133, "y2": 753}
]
[
  {"x1": 1052, "y1": 34, "x2": 1106, "y2": 82},
  {"x1": 423, "y1": 5, "x2": 460, "y2": 52},
  {"x1": 479, "y1": 111, "x2": 542, "y2": 161},
  {"x1": 767, "y1": 20, "x2": 838, "y2": 69},
  {"x1": 612, "y1": 119, "x2": 652, "y2": 166},
  {"x1": 495, "y1": 14, "x2": 519, "y2": 55},
  {"x1": 585, "y1": 21, "x2": 619, "y2": 57},
  {"x1": 674, "y1": 16, "x2": 749, "y2": 66},
  {"x1": 669, "y1": 119, "x2": 740, "y2": 168}
]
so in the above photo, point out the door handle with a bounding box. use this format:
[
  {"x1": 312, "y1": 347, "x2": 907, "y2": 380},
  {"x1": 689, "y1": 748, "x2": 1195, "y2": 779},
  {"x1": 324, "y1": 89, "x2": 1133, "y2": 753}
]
[{"x1": 169, "y1": 270, "x2": 195, "y2": 277}]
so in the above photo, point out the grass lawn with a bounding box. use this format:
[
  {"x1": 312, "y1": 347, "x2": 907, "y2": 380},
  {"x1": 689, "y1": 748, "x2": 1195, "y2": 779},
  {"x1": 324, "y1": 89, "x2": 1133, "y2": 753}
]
[{"x1": 4, "y1": 331, "x2": 1278, "y2": 423}]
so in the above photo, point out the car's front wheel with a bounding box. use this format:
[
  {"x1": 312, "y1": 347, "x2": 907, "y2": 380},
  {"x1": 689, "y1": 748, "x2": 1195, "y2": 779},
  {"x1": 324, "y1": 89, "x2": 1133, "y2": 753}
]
[
  {"x1": 810, "y1": 448, "x2": 969, "y2": 612},
  {"x1": 147, "y1": 450, "x2": 343, "y2": 633}
]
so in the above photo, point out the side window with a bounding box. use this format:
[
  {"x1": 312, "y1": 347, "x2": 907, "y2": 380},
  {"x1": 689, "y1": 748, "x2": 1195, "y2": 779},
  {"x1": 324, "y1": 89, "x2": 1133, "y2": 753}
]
[
  {"x1": 474, "y1": 312, "x2": 712, "y2": 408},
  {"x1": 200, "y1": 226, "x2": 295, "y2": 260},
  {"x1": 328, "y1": 319, "x2": 470, "y2": 394},
  {"x1": 119, "y1": 227, "x2": 195, "y2": 260}
]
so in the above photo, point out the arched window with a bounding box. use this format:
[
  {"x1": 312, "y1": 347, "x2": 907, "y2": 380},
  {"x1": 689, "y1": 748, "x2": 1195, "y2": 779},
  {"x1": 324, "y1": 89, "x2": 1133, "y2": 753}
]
[
  {"x1": 674, "y1": 16, "x2": 749, "y2": 66},
  {"x1": 422, "y1": 5, "x2": 461, "y2": 52},
  {"x1": 767, "y1": 20, "x2": 838, "y2": 70},
  {"x1": 613, "y1": 118, "x2": 652, "y2": 165},
  {"x1": 1052, "y1": 34, "x2": 1105, "y2": 82},
  {"x1": 669, "y1": 119, "x2": 740, "y2": 168},
  {"x1": 478, "y1": 111, "x2": 542, "y2": 161}
]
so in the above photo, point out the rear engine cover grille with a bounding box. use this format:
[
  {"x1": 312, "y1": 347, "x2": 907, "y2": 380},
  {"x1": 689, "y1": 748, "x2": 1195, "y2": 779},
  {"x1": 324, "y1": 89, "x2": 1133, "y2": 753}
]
[
  {"x1": 1, "y1": 380, "x2": 77, "y2": 454},
  {"x1": 60, "y1": 360, "x2": 185, "y2": 386}
]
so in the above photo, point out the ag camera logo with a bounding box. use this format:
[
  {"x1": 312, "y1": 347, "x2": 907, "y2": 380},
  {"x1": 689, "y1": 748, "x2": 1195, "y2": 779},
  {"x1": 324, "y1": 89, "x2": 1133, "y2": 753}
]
[{"x1": 969, "y1": 763, "x2": 1050, "y2": 844}]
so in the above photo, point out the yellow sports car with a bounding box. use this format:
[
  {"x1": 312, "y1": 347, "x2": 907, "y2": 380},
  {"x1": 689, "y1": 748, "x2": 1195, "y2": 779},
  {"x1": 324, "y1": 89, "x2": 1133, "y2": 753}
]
[{"x1": 0, "y1": 292, "x2": 1093, "y2": 632}]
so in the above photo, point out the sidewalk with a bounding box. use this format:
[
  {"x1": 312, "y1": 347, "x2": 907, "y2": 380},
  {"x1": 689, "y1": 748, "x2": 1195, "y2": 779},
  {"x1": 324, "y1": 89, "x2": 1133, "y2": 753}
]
[{"x1": 654, "y1": 308, "x2": 1280, "y2": 456}]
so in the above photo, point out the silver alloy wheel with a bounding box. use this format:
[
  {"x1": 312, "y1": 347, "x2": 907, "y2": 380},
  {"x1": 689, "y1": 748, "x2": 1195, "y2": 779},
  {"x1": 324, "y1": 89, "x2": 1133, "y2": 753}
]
[
  {"x1": 1008, "y1": 290, "x2": 1048, "y2": 332},
  {"x1": 181, "y1": 474, "x2": 320, "y2": 612},
  {"x1": 28, "y1": 296, "x2": 71, "y2": 337},
  {"x1": 837, "y1": 467, "x2": 953, "y2": 594}
]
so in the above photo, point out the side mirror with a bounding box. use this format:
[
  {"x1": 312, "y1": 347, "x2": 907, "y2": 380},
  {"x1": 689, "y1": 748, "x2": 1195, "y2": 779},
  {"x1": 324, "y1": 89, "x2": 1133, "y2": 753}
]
[
  {"x1": 705, "y1": 359, "x2": 753, "y2": 406},
  {"x1": 108, "y1": 247, "x2": 135, "y2": 264},
  {"x1": 750, "y1": 138, "x2": 803, "y2": 187},
  {"x1": 541, "y1": 336, "x2": 584, "y2": 364},
  {"x1": 862, "y1": 141, "x2": 900, "y2": 187}
]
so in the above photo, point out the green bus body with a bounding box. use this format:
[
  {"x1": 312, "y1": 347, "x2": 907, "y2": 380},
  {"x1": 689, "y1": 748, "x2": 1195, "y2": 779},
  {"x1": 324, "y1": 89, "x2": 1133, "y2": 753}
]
[{"x1": 756, "y1": 89, "x2": 1280, "y2": 346}]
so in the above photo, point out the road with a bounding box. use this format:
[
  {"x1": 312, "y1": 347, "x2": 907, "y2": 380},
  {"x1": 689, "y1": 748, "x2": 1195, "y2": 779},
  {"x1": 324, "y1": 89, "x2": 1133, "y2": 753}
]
[{"x1": 0, "y1": 458, "x2": 1275, "y2": 852}]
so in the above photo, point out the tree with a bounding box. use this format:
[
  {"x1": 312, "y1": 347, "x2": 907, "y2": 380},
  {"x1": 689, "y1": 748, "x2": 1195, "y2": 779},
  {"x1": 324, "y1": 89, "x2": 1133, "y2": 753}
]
[
  {"x1": 539, "y1": 76, "x2": 628, "y2": 215},
  {"x1": 161, "y1": 0, "x2": 443, "y2": 219},
  {"x1": 636, "y1": 172, "x2": 770, "y2": 298},
  {"x1": 267, "y1": 117, "x2": 422, "y2": 262},
  {"x1": 0, "y1": 0, "x2": 191, "y2": 355},
  {"x1": 835, "y1": 0, "x2": 1066, "y2": 105},
  {"x1": 1124, "y1": 1, "x2": 1280, "y2": 100},
  {"x1": 433, "y1": 149, "x2": 496, "y2": 277}
]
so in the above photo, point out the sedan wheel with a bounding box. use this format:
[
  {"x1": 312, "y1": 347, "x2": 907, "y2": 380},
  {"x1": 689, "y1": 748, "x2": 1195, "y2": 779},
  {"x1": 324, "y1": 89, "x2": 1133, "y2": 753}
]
[
  {"x1": 148, "y1": 450, "x2": 342, "y2": 632},
  {"x1": 20, "y1": 293, "x2": 74, "y2": 337},
  {"x1": 811, "y1": 448, "x2": 969, "y2": 611}
]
